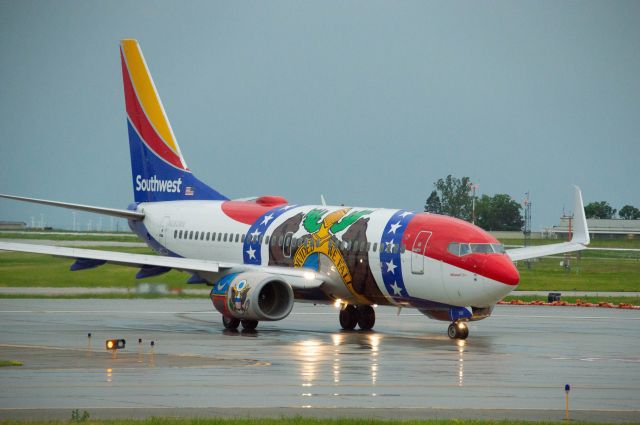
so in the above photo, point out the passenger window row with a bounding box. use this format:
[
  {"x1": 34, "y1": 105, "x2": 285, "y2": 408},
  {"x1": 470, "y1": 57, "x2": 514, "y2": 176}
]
[{"x1": 171, "y1": 229, "x2": 406, "y2": 253}]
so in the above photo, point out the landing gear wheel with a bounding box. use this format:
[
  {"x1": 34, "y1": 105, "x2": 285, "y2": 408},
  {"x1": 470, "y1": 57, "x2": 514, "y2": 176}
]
[
  {"x1": 447, "y1": 322, "x2": 469, "y2": 340},
  {"x1": 222, "y1": 316, "x2": 240, "y2": 330},
  {"x1": 357, "y1": 305, "x2": 376, "y2": 330},
  {"x1": 241, "y1": 319, "x2": 259, "y2": 331},
  {"x1": 339, "y1": 304, "x2": 358, "y2": 330}
]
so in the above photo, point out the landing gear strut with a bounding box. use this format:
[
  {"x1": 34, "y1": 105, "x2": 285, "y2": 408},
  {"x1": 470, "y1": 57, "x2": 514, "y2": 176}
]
[
  {"x1": 448, "y1": 321, "x2": 469, "y2": 340},
  {"x1": 339, "y1": 304, "x2": 376, "y2": 331}
]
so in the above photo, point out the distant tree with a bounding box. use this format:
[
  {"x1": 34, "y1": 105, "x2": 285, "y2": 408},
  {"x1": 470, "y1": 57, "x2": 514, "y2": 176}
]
[
  {"x1": 432, "y1": 175, "x2": 473, "y2": 220},
  {"x1": 584, "y1": 201, "x2": 617, "y2": 219},
  {"x1": 619, "y1": 205, "x2": 640, "y2": 220},
  {"x1": 475, "y1": 194, "x2": 524, "y2": 231},
  {"x1": 424, "y1": 190, "x2": 442, "y2": 214}
]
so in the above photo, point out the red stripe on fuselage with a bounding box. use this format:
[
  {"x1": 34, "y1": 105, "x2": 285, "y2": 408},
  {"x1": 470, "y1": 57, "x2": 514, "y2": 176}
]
[
  {"x1": 120, "y1": 50, "x2": 185, "y2": 170},
  {"x1": 403, "y1": 213, "x2": 519, "y2": 285},
  {"x1": 221, "y1": 198, "x2": 288, "y2": 225}
]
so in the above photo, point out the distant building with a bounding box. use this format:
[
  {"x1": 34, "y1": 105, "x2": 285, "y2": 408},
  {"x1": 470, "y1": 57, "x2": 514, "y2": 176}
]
[
  {"x1": 0, "y1": 221, "x2": 27, "y2": 230},
  {"x1": 549, "y1": 217, "x2": 640, "y2": 239}
]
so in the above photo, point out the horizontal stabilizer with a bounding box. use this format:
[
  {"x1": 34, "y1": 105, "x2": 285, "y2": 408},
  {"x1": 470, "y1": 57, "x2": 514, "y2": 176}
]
[{"x1": 0, "y1": 193, "x2": 144, "y2": 220}]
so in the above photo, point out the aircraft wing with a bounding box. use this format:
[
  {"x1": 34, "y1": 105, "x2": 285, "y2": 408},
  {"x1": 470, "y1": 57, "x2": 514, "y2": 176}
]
[
  {"x1": 0, "y1": 193, "x2": 144, "y2": 220},
  {"x1": 0, "y1": 242, "x2": 323, "y2": 290},
  {"x1": 507, "y1": 186, "x2": 590, "y2": 262}
]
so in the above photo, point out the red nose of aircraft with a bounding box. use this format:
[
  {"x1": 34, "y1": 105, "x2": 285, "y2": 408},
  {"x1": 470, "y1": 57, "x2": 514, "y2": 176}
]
[{"x1": 481, "y1": 255, "x2": 520, "y2": 286}]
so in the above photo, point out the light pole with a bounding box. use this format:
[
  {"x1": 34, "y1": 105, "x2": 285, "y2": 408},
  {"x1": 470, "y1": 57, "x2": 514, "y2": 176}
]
[{"x1": 469, "y1": 183, "x2": 479, "y2": 224}]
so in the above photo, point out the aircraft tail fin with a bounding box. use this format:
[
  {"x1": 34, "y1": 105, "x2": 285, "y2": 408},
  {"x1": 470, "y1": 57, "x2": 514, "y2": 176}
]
[{"x1": 120, "y1": 39, "x2": 228, "y2": 203}]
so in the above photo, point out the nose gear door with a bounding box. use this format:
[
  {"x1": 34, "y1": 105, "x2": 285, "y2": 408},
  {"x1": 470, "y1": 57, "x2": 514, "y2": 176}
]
[{"x1": 411, "y1": 231, "x2": 432, "y2": 274}]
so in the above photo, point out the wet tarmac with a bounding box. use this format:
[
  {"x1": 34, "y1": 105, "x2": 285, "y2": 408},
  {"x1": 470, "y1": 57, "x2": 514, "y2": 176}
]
[{"x1": 0, "y1": 299, "x2": 639, "y2": 421}]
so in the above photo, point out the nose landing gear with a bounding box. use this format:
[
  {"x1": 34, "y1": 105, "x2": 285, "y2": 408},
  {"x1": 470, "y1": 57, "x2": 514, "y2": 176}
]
[{"x1": 448, "y1": 321, "x2": 469, "y2": 340}]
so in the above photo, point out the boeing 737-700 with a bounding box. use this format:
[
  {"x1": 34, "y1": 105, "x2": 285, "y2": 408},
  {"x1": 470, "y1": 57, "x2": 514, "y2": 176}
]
[{"x1": 0, "y1": 39, "x2": 591, "y2": 339}]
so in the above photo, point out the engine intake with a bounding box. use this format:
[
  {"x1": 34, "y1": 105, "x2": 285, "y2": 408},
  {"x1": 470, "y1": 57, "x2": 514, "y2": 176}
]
[{"x1": 211, "y1": 272, "x2": 294, "y2": 321}]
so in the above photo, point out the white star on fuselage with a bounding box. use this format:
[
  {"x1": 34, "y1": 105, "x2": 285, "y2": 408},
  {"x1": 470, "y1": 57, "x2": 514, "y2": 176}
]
[
  {"x1": 280, "y1": 205, "x2": 295, "y2": 211},
  {"x1": 250, "y1": 229, "x2": 261, "y2": 240},
  {"x1": 388, "y1": 221, "x2": 402, "y2": 234},
  {"x1": 390, "y1": 281, "x2": 402, "y2": 296},
  {"x1": 386, "y1": 260, "x2": 397, "y2": 274},
  {"x1": 261, "y1": 214, "x2": 274, "y2": 226},
  {"x1": 246, "y1": 246, "x2": 256, "y2": 259},
  {"x1": 385, "y1": 241, "x2": 395, "y2": 252},
  {"x1": 399, "y1": 211, "x2": 413, "y2": 218}
]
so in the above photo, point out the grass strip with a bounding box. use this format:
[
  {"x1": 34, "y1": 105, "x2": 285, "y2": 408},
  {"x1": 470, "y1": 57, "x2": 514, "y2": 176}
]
[
  {"x1": 0, "y1": 419, "x2": 628, "y2": 425},
  {"x1": 502, "y1": 295, "x2": 640, "y2": 306},
  {"x1": 0, "y1": 360, "x2": 22, "y2": 367}
]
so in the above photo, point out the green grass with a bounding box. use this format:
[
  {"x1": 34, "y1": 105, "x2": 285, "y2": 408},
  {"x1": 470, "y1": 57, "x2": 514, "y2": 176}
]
[
  {"x1": 500, "y1": 237, "x2": 640, "y2": 249},
  {"x1": 515, "y1": 256, "x2": 640, "y2": 292},
  {"x1": 0, "y1": 247, "x2": 191, "y2": 289},
  {"x1": 0, "y1": 419, "x2": 628, "y2": 425},
  {"x1": 0, "y1": 231, "x2": 137, "y2": 242},
  {"x1": 0, "y1": 360, "x2": 22, "y2": 367},
  {"x1": 502, "y1": 295, "x2": 640, "y2": 305}
]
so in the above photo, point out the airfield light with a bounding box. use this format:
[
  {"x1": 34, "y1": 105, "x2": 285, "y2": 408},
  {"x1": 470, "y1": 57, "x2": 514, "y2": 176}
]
[
  {"x1": 334, "y1": 299, "x2": 342, "y2": 308},
  {"x1": 105, "y1": 339, "x2": 125, "y2": 350}
]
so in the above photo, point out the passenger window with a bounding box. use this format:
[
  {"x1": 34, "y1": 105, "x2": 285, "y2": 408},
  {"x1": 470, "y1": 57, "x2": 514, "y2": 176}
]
[
  {"x1": 195, "y1": 231, "x2": 199, "y2": 240},
  {"x1": 372, "y1": 242, "x2": 378, "y2": 252},
  {"x1": 366, "y1": 242, "x2": 371, "y2": 252},
  {"x1": 264, "y1": 235, "x2": 270, "y2": 244},
  {"x1": 400, "y1": 244, "x2": 406, "y2": 253},
  {"x1": 178, "y1": 230, "x2": 183, "y2": 239},
  {"x1": 235, "y1": 234, "x2": 239, "y2": 243},
  {"x1": 211, "y1": 232, "x2": 216, "y2": 241},
  {"x1": 223, "y1": 233, "x2": 228, "y2": 242},
  {"x1": 241, "y1": 234, "x2": 245, "y2": 243},
  {"x1": 189, "y1": 231, "x2": 194, "y2": 240},
  {"x1": 206, "y1": 232, "x2": 210, "y2": 241},
  {"x1": 200, "y1": 232, "x2": 205, "y2": 240},
  {"x1": 392, "y1": 245, "x2": 399, "y2": 254},
  {"x1": 173, "y1": 230, "x2": 177, "y2": 238},
  {"x1": 217, "y1": 233, "x2": 222, "y2": 241}
]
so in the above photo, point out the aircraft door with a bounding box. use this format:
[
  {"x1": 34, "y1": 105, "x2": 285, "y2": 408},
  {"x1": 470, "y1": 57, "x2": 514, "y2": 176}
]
[
  {"x1": 411, "y1": 231, "x2": 432, "y2": 274},
  {"x1": 158, "y1": 216, "x2": 170, "y2": 255}
]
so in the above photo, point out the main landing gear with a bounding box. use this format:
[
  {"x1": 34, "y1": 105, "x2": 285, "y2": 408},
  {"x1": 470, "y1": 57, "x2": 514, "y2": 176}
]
[
  {"x1": 339, "y1": 304, "x2": 375, "y2": 331},
  {"x1": 448, "y1": 321, "x2": 469, "y2": 340},
  {"x1": 222, "y1": 316, "x2": 258, "y2": 331}
]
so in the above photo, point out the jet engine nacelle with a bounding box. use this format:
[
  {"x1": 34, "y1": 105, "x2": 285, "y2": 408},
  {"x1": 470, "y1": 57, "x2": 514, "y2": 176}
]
[{"x1": 210, "y1": 272, "x2": 294, "y2": 321}]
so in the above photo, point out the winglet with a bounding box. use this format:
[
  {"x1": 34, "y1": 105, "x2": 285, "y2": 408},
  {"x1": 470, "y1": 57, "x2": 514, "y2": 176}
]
[{"x1": 571, "y1": 185, "x2": 590, "y2": 246}]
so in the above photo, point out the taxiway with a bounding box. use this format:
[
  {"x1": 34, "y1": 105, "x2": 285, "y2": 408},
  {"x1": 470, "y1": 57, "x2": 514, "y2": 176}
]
[{"x1": 0, "y1": 299, "x2": 638, "y2": 421}]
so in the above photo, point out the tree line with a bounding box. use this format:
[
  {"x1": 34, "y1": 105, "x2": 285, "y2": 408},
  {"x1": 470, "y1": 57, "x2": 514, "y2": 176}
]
[
  {"x1": 584, "y1": 201, "x2": 640, "y2": 220},
  {"x1": 423, "y1": 175, "x2": 639, "y2": 232}
]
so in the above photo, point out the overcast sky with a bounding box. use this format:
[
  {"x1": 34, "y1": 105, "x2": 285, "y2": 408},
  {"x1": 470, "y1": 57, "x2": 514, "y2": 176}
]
[{"x1": 1, "y1": 0, "x2": 638, "y2": 232}]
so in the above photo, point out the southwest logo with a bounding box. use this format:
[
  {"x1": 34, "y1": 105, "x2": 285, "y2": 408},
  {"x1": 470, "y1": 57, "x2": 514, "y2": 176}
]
[{"x1": 135, "y1": 175, "x2": 183, "y2": 193}]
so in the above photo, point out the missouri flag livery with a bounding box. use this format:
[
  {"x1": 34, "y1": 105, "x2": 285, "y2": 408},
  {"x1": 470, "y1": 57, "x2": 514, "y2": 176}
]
[{"x1": 0, "y1": 39, "x2": 591, "y2": 340}]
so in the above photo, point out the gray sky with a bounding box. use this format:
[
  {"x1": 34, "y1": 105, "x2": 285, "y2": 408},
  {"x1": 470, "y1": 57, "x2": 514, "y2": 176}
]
[{"x1": 1, "y1": 0, "x2": 638, "y2": 231}]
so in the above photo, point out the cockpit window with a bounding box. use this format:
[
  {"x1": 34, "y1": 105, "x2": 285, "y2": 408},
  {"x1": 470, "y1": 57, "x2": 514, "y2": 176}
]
[
  {"x1": 447, "y1": 242, "x2": 460, "y2": 256},
  {"x1": 491, "y1": 243, "x2": 506, "y2": 253},
  {"x1": 448, "y1": 242, "x2": 505, "y2": 256},
  {"x1": 470, "y1": 243, "x2": 494, "y2": 253}
]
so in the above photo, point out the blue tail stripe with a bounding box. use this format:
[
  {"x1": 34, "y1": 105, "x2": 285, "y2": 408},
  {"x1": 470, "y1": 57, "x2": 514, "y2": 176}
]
[{"x1": 127, "y1": 120, "x2": 228, "y2": 202}]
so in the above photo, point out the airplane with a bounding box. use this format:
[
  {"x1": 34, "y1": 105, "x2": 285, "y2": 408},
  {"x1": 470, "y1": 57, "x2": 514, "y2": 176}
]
[{"x1": 0, "y1": 39, "x2": 591, "y2": 340}]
